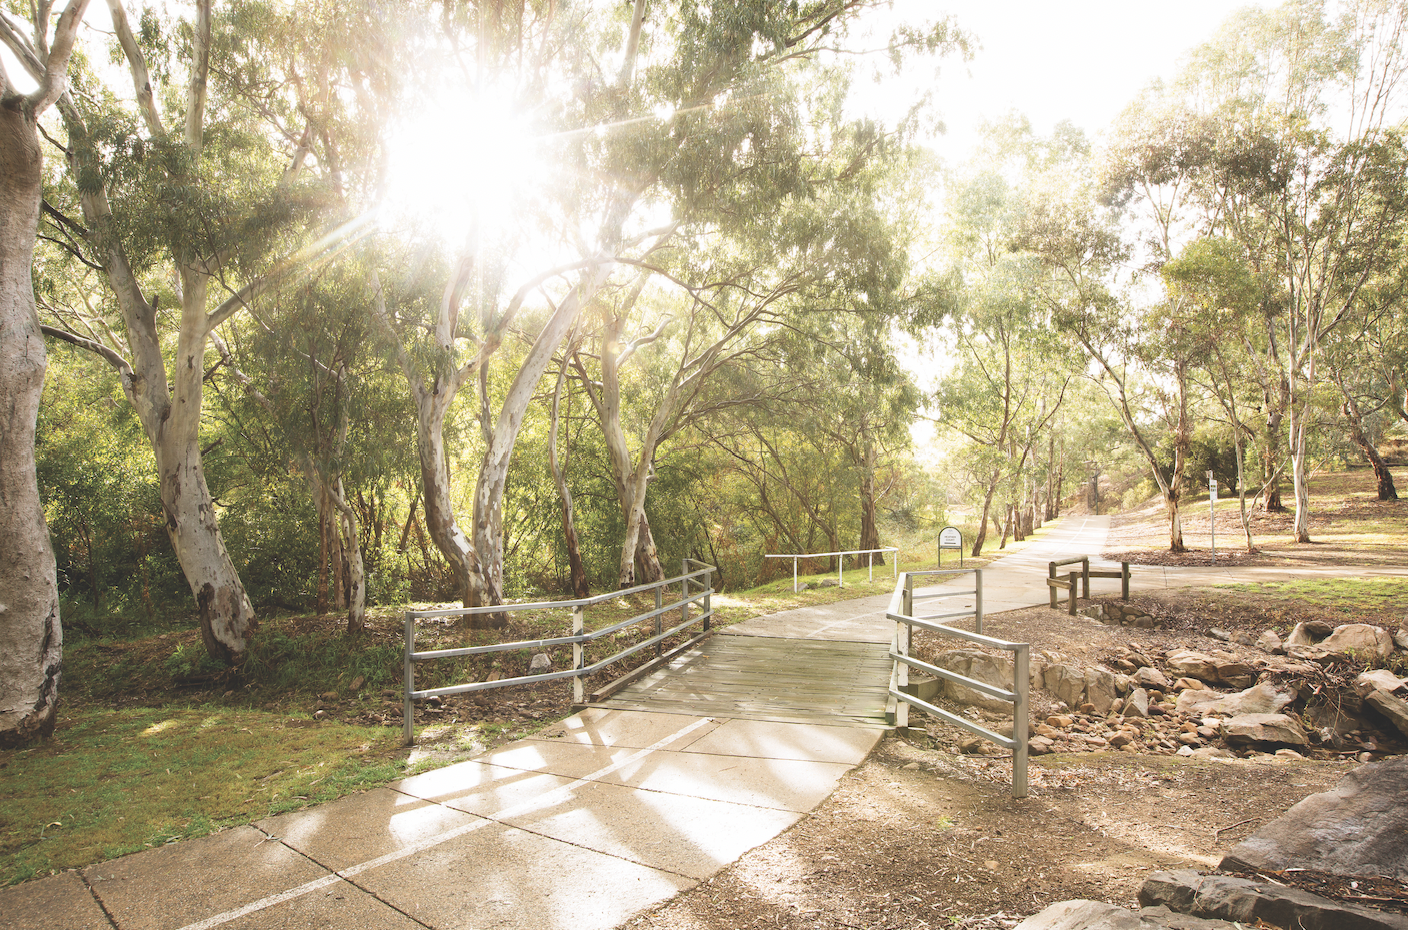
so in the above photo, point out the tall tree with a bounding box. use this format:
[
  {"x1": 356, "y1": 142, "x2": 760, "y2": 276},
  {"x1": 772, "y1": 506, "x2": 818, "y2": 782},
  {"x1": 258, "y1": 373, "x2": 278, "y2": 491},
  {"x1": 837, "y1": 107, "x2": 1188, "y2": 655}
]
[{"x1": 0, "y1": 0, "x2": 91, "y2": 745}]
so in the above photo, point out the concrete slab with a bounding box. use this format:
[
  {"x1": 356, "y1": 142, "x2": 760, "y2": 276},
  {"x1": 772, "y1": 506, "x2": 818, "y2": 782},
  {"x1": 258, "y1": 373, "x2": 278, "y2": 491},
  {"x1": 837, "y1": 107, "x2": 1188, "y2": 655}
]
[
  {"x1": 599, "y1": 751, "x2": 856, "y2": 812},
  {"x1": 255, "y1": 787, "x2": 481, "y2": 872},
  {"x1": 472, "y1": 741, "x2": 645, "y2": 780},
  {"x1": 0, "y1": 871, "x2": 112, "y2": 930},
  {"x1": 723, "y1": 596, "x2": 893, "y2": 641},
  {"x1": 498, "y1": 778, "x2": 801, "y2": 880},
  {"x1": 390, "y1": 760, "x2": 577, "y2": 813},
  {"x1": 683, "y1": 718, "x2": 882, "y2": 764},
  {"x1": 83, "y1": 825, "x2": 329, "y2": 930},
  {"x1": 352, "y1": 819, "x2": 695, "y2": 930},
  {"x1": 218, "y1": 879, "x2": 423, "y2": 930},
  {"x1": 524, "y1": 707, "x2": 722, "y2": 749}
]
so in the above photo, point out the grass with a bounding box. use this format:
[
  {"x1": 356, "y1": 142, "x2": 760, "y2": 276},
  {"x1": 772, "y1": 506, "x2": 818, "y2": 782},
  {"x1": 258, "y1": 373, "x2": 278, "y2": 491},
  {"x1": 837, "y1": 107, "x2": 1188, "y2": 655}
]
[
  {"x1": 0, "y1": 706, "x2": 402, "y2": 885},
  {"x1": 1214, "y1": 577, "x2": 1408, "y2": 619}
]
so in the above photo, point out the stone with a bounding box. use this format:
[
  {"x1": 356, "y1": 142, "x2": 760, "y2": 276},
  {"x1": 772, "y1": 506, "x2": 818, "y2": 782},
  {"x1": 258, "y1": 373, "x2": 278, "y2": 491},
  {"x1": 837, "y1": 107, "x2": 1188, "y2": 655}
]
[
  {"x1": 1395, "y1": 628, "x2": 1408, "y2": 650},
  {"x1": 1275, "y1": 749, "x2": 1304, "y2": 760},
  {"x1": 1220, "y1": 713, "x2": 1308, "y2": 747},
  {"x1": 1211, "y1": 656, "x2": 1257, "y2": 690},
  {"x1": 1287, "y1": 643, "x2": 1332, "y2": 662},
  {"x1": 1045, "y1": 664, "x2": 1088, "y2": 710},
  {"x1": 1210, "y1": 628, "x2": 1232, "y2": 642},
  {"x1": 529, "y1": 653, "x2": 553, "y2": 673},
  {"x1": 1134, "y1": 666, "x2": 1172, "y2": 691},
  {"x1": 935, "y1": 649, "x2": 1017, "y2": 711},
  {"x1": 1172, "y1": 677, "x2": 1205, "y2": 692},
  {"x1": 1047, "y1": 714, "x2": 1075, "y2": 728},
  {"x1": 1085, "y1": 668, "x2": 1119, "y2": 715},
  {"x1": 1364, "y1": 689, "x2": 1408, "y2": 740},
  {"x1": 1305, "y1": 620, "x2": 1336, "y2": 637},
  {"x1": 1029, "y1": 736, "x2": 1055, "y2": 755},
  {"x1": 1321, "y1": 624, "x2": 1396, "y2": 661},
  {"x1": 1014, "y1": 899, "x2": 1246, "y2": 929},
  {"x1": 1125, "y1": 688, "x2": 1150, "y2": 718},
  {"x1": 1166, "y1": 650, "x2": 1219, "y2": 683},
  {"x1": 1256, "y1": 630, "x2": 1284, "y2": 653},
  {"x1": 1140, "y1": 869, "x2": 1408, "y2": 930},
  {"x1": 1175, "y1": 682, "x2": 1294, "y2": 717},
  {"x1": 1222, "y1": 756, "x2": 1408, "y2": 882},
  {"x1": 1355, "y1": 669, "x2": 1408, "y2": 697},
  {"x1": 1285, "y1": 621, "x2": 1319, "y2": 647},
  {"x1": 1190, "y1": 746, "x2": 1235, "y2": 759}
]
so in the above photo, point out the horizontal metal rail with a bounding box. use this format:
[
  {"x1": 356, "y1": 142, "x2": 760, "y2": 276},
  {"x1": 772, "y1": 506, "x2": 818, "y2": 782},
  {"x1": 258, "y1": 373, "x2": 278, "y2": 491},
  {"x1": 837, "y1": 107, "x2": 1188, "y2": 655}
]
[
  {"x1": 403, "y1": 560, "x2": 714, "y2": 744},
  {"x1": 886, "y1": 568, "x2": 1029, "y2": 799},
  {"x1": 1047, "y1": 556, "x2": 1131, "y2": 611},
  {"x1": 765, "y1": 546, "x2": 899, "y2": 592}
]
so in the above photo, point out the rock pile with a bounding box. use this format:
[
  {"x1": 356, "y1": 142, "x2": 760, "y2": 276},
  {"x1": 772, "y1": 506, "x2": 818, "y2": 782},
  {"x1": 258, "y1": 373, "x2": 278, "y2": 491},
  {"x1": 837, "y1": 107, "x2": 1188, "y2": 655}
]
[{"x1": 927, "y1": 619, "x2": 1408, "y2": 761}]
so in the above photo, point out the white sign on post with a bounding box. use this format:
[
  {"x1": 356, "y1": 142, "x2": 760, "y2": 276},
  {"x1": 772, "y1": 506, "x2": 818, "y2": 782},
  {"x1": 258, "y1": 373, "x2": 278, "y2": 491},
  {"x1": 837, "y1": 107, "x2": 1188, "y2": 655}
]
[{"x1": 938, "y1": 526, "x2": 963, "y2": 567}]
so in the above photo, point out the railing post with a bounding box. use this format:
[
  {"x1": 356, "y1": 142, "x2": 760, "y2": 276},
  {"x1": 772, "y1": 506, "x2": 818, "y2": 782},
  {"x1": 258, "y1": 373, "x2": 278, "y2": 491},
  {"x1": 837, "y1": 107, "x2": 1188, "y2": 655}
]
[
  {"x1": 1048, "y1": 562, "x2": 1058, "y2": 610},
  {"x1": 1068, "y1": 572, "x2": 1079, "y2": 616},
  {"x1": 572, "y1": 605, "x2": 585, "y2": 705},
  {"x1": 793, "y1": 556, "x2": 798, "y2": 593},
  {"x1": 403, "y1": 612, "x2": 415, "y2": 747},
  {"x1": 896, "y1": 573, "x2": 912, "y2": 730},
  {"x1": 1081, "y1": 558, "x2": 1091, "y2": 599},
  {"x1": 893, "y1": 548, "x2": 898, "y2": 580},
  {"x1": 655, "y1": 585, "x2": 663, "y2": 657},
  {"x1": 1013, "y1": 643, "x2": 1030, "y2": 799},
  {"x1": 838, "y1": 554, "x2": 844, "y2": 589},
  {"x1": 703, "y1": 569, "x2": 713, "y2": 631},
  {"x1": 868, "y1": 551, "x2": 873, "y2": 582},
  {"x1": 974, "y1": 568, "x2": 984, "y2": 635},
  {"x1": 1122, "y1": 562, "x2": 1131, "y2": 601},
  {"x1": 681, "y1": 569, "x2": 691, "y2": 629}
]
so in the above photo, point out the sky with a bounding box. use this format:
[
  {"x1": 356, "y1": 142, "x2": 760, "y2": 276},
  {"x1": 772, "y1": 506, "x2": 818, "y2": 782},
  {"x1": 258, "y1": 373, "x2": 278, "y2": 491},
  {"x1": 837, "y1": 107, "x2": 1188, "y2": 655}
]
[{"x1": 872, "y1": 0, "x2": 1278, "y2": 162}]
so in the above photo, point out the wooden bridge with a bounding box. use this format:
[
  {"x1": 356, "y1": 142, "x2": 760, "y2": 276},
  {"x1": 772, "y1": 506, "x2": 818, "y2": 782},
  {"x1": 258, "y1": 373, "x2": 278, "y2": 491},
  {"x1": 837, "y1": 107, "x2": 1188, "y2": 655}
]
[{"x1": 601, "y1": 630, "x2": 894, "y2": 729}]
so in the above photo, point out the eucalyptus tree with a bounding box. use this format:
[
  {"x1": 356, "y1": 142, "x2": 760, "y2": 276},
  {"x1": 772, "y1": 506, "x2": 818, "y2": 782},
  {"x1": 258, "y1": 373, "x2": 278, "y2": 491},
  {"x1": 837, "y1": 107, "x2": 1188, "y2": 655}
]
[
  {"x1": 0, "y1": 0, "x2": 89, "y2": 745},
  {"x1": 16, "y1": 0, "x2": 372, "y2": 661},
  {"x1": 369, "y1": 0, "x2": 963, "y2": 610}
]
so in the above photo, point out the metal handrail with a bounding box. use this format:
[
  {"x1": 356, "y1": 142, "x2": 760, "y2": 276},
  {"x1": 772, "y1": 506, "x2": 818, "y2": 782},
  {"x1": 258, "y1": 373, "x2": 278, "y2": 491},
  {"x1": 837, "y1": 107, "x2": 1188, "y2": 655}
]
[
  {"x1": 764, "y1": 546, "x2": 899, "y2": 592},
  {"x1": 886, "y1": 568, "x2": 1029, "y2": 799},
  {"x1": 402, "y1": 560, "x2": 715, "y2": 744}
]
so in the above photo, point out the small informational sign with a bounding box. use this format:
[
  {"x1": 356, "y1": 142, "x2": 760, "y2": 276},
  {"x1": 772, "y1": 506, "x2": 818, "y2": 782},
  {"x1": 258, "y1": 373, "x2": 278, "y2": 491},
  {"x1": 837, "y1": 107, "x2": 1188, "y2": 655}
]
[{"x1": 938, "y1": 526, "x2": 963, "y2": 567}]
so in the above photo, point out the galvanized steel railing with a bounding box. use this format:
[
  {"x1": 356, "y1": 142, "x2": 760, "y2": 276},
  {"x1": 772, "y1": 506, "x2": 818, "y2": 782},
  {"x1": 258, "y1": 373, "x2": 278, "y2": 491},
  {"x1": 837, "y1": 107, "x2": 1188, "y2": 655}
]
[
  {"x1": 764, "y1": 546, "x2": 899, "y2": 592},
  {"x1": 886, "y1": 569, "x2": 1030, "y2": 799},
  {"x1": 402, "y1": 560, "x2": 714, "y2": 745}
]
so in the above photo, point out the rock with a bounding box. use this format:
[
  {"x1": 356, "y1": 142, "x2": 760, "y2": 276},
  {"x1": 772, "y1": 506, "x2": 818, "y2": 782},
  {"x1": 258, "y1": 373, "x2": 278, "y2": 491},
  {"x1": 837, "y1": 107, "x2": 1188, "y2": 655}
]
[
  {"x1": 1355, "y1": 669, "x2": 1408, "y2": 697},
  {"x1": 319, "y1": 691, "x2": 338, "y2": 701},
  {"x1": 1211, "y1": 656, "x2": 1257, "y2": 690},
  {"x1": 1287, "y1": 643, "x2": 1332, "y2": 662},
  {"x1": 1172, "y1": 677, "x2": 1206, "y2": 692},
  {"x1": 1125, "y1": 688, "x2": 1151, "y2": 718},
  {"x1": 1222, "y1": 756, "x2": 1408, "y2": 882},
  {"x1": 1134, "y1": 666, "x2": 1172, "y2": 690},
  {"x1": 1210, "y1": 628, "x2": 1232, "y2": 642},
  {"x1": 1014, "y1": 899, "x2": 1245, "y2": 929},
  {"x1": 1175, "y1": 682, "x2": 1294, "y2": 717},
  {"x1": 1045, "y1": 664, "x2": 1089, "y2": 710},
  {"x1": 1190, "y1": 746, "x2": 1235, "y2": 759},
  {"x1": 1230, "y1": 631, "x2": 1256, "y2": 646},
  {"x1": 1047, "y1": 714, "x2": 1075, "y2": 728},
  {"x1": 1305, "y1": 620, "x2": 1335, "y2": 637},
  {"x1": 349, "y1": 675, "x2": 365, "y2": 691},
  {"x1": 313, "y1": 709, "x2": 328, "y2": 720},
  {"x1": 1220, "y1": 713, "x2": 1308, "y2": 747},
  {"x1": 1256, "y1": 630, "x2": 1284, "y2": 654},
  {"x1": 958, "y1": 737, "x2": 983, "y2": 754},
  {"x1": 1395, "y1": 628, "x2": 1408, "y2": 650},
  {"x1": 1286, "y1": 622, "x2": 1317, "y2": 647},
  {"x1": 1085, "y1": 668, "x2": 1119, "y2": 715},
  {"x1": 1275, "y1": 749, "x2": 1304, "y2": 760},
  {"x1": 1140, "y1": 869, "x2": 1408, "y2": 930},
  {"x1": 1364, "y1": 689, "x2": 1408, "y2": 740},
  {"x1": 529, "y1": 652, "x2": 553, "y2": 673},
  {"x1": 934, "y1": 650, "x2": 1016, "y2": 710},
  {"x1": 1029, "y1": 736, "x2": 1055, "y2": 755},
  {"x1": 1166, "y1": 650, "x2": 1219, "y2": 683},
  {"x1": 1321, "y1": 624, "x2": 1396, "y2": 661}
]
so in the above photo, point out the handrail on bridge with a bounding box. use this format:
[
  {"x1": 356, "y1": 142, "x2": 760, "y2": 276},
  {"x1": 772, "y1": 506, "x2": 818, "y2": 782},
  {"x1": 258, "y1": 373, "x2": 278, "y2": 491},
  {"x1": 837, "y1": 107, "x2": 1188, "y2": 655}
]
[
  {"x1": 764, "y1": 546, "x2": 899, "y2": 592},
  {"x1": 1047, "y1": 555, "x2": 1130, "y2": 615},
  {"x1": 886, "y1": 568, "x2": 1029, "y2": 799},
  {"x1": 402, "y1": 559, "x2": 715, "y2": 745}
]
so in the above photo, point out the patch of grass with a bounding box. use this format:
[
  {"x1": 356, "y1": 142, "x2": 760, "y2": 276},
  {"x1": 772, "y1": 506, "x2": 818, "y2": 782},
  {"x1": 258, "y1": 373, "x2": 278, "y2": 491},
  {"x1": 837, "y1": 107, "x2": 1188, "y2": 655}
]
[
  {"x1": 0, "y1": 706, "x2": 403, "y2": 886},
  {"x1": 1214, "y1": 578, "x2": 1408, "y2": 619}
]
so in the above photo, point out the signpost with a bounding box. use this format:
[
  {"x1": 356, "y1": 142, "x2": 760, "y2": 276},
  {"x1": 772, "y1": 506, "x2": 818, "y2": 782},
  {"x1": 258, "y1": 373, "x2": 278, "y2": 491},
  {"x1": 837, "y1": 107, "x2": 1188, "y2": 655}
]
[
  {"x1": 938, "y1": 526, "x2": 963, "y2": 567},
  {"x1": 1208, "y1": 470, "x2": 1217, "y2": 564}
]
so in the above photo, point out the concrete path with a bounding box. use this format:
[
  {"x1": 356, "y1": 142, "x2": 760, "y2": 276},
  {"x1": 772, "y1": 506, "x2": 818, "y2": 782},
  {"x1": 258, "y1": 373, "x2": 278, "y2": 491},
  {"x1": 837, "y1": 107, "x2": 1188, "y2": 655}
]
[{"x1": 1, "y1": 709, "x2": 880, "y2": 930}]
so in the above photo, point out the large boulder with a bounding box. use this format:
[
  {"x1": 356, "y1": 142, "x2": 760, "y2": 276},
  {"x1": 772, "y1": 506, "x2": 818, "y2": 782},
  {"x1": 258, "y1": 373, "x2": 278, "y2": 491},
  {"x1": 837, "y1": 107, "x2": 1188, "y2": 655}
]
[
  {"x1": 1085, "y1": 667, "x2": 1119, "y2": 715},
  {"x1": 1014, "y1": 899, "x2": 1244, "y2": 929},
  {"x1": 1175, "y1": 682, "x2": 1294, "y2": 717},
  {"x1": 932, "y1": 649, "x2": 1014, "y2": 711},
  {"x1": 1355, "y1": 669, "x2": 1408, "y2": 697},
  {"x1": 1045, "y1": 663, "x2": 1088, "y2": 709},
  {"x1": 1134, "y1": 666, "x2": 1172, "y2": 691},
  {"x1": 1165, "y1": 650, "x2": 1220, "y2": 683},
  {"x1": 1140, "y1": 870, "x2": 1408, "y2": 930},
  {"x1": 1364, "y1": 689, "x2": 1408, "y2": 740},
  {"x1": 1221, "y1": 756, "x2": 1408, "y2": 881},
  {"x1": 1219, "y1": 713, "x2": 1308, "y2": 746},
  {"x1": 1321, "y1": 624, "x2": 1396, "y2": 661}
]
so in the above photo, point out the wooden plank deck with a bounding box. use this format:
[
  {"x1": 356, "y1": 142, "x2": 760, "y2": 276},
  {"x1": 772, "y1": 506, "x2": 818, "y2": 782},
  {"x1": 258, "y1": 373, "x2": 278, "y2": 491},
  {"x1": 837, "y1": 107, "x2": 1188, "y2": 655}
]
[{"x1": 601, "y1": 633, "x2": 893, "y2": 728}]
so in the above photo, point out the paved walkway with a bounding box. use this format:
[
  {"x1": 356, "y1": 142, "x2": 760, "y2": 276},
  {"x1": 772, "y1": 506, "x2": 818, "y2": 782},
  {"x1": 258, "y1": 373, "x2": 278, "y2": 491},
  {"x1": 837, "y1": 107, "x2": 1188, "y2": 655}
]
[{"x1": 8, "y1": 514, "x2": 1404, "y2": 930}]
